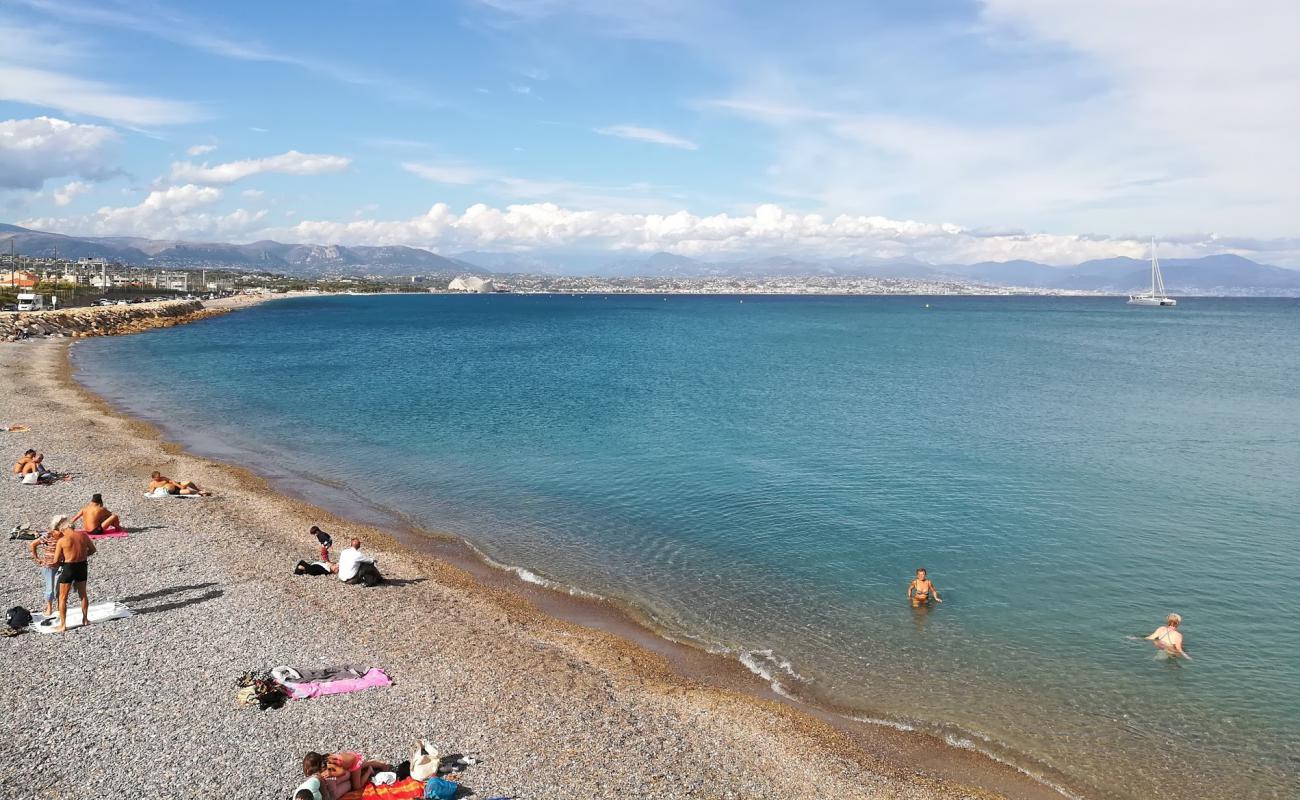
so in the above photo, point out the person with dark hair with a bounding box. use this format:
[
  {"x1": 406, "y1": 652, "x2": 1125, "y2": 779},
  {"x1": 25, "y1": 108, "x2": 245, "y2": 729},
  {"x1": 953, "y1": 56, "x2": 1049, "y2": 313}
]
[
  {"x1": 70, "y1": 493, "x2": 120, "y2": 535},
  {"x1": 310, "y1": 525, "x2": 333, "y2": 562},
  {"x1": 12, "y1": 449, "x2": 36, "y2": 474},
  {"x1": 908, "y1": 567, "x2": 942, "y2": 608}
]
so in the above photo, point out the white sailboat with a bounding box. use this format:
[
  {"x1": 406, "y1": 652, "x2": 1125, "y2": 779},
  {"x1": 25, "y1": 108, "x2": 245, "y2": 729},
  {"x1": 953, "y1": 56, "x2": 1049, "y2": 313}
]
[{"x1": 1127, "y1": 239, "x2": 1176, "y2": 306}]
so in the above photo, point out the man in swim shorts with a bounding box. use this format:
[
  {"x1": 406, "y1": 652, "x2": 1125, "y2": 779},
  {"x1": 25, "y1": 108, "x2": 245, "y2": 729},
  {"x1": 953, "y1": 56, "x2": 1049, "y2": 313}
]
[
  {"x1": 148, "y1": 471, "x2": 209, "y2": 495},
  {"x1": 51, "y1": 524, "x2": 96, "y2": 633},
  {"x1": 908, "y1": 568, "x2": 942, "y2": 607},
  {"x1": 70, "y1": 493, "x2": 121, "y2": 534}
]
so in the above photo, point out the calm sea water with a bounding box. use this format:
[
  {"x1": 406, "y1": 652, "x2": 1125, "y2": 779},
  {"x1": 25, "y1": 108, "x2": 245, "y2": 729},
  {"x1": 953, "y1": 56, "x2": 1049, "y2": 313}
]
[{"x1": 75, "y1": 295, "x2": 1300, "y2": 799}]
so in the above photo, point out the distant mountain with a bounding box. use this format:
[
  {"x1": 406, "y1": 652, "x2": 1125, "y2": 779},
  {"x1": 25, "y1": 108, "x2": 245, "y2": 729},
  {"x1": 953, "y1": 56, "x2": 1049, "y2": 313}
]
[
  {"x1": 2, "y1": 224, "x2": 1297, "y2": 292},
  {"x1": 0, "y1": 224, "x2": 480, "y2": 276}
]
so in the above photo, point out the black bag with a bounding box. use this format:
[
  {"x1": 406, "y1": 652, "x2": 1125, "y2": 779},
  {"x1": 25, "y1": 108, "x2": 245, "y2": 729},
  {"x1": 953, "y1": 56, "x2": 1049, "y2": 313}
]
[{"x1": 6, "y1": 606, "x2": 33, "y2": 630}]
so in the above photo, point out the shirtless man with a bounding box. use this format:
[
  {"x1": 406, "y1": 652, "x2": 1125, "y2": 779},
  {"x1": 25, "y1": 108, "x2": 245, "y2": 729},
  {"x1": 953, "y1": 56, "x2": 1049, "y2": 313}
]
[
  {"x1": 908, "y1": 568, "x2": 942, "y2": 607},
  {"x1": 50, "y1": 523, "x2": 97, "y2": 632},
  {"x1": 147, "y1": 471, "x2": 209, "y2": 496},
  {"x1": 1145, "y1": 613, "x2": 1191, "y2": 660},
  {"x1": 70, "y1": 493, "x2": 121, "y2": 534}
]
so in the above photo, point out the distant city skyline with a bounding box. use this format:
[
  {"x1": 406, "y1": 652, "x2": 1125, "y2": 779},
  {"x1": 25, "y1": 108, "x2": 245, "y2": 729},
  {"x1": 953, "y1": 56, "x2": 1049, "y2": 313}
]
[{"x1": 2, "y1": 1, "x2": 1299, "y2": 265}]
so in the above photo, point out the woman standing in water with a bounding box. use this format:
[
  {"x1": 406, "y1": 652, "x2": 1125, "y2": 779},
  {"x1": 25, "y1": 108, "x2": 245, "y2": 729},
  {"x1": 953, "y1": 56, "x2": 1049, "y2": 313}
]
[{"x1": 1146, "y1": 613, "x2": 1191, "y2": 660}]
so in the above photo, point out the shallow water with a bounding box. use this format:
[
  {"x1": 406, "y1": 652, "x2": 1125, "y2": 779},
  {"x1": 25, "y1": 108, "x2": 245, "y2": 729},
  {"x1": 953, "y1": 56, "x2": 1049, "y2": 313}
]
[{"x1": 76, "y1": 295, "x2": 1300, "y2": 799}]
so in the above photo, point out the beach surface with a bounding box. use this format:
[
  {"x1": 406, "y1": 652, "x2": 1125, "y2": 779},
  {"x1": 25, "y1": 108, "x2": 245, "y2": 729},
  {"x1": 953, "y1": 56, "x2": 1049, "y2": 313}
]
[{"x1": 0, "y1": 322, "x2": 1056, "y2": 799}]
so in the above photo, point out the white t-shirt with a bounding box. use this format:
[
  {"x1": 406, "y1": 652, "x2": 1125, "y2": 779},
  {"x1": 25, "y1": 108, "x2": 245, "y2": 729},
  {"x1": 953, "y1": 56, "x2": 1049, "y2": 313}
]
[{"x1": 336, "y1": 547, "x2": 373, "y2": 582}]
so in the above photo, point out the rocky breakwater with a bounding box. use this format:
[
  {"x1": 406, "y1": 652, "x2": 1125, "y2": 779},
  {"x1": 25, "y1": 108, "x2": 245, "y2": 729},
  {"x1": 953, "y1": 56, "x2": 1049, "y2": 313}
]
[{"x1": 0, "y1": 300, "x2": 223, "y2": 341}]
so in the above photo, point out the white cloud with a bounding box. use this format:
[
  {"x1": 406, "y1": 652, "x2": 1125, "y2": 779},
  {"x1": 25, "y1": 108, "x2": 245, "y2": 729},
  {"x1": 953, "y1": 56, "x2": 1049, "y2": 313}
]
[
  {"x1": 594, "y1": 124, "x2": 698, "y2": 150},
  {"x1": 262, "y1": 202, "x2": 1262, "y2": 264},
  {"x1": 0, "y1": 116, "x2": 120, "y2": 189},
  {"x1": 52, "y1": 180, "x2": 91, "y2": 206},
  {"x1": 168, "y1": 151, "x2": 352, "y2": 184},
  {"x1": 21, "y1": 183, "x2": 266, "y2": 240},
  {"x1": 187, "y1": 143, "x2": 217, "y2": 156},
  {"x1": 0, "y1": 66, "x2": 204, "y2": 127}
]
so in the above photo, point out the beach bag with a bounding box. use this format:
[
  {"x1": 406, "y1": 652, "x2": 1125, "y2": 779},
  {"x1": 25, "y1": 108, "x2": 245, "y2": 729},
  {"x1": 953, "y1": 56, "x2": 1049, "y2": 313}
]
[
  {"x1": 410, "y1": 740, "x2": 439, "y2": 782},
  {"x1": 5, "y1": 606, "x2": 32, "y2": 630},
  {"x1": 424, "y1": 777, "x2": 459, "y2": 800}
]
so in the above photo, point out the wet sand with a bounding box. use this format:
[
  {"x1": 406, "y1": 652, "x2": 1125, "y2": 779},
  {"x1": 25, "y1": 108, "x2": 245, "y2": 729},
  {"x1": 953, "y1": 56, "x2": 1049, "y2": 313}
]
[{"x1": 0, "y1": 313, "x2": 1065, "y2": 799}]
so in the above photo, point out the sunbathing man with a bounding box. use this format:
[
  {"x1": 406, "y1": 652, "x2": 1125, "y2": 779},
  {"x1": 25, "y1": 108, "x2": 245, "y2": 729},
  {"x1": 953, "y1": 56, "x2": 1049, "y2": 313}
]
[
  {"x1": 147, "y1": 471, "x2": 210, "y2": 495},
  {"x1": 50, "y1": 522, "x2": 96, "y2": 633},
  {"x1": 70, "y1": 493, "x2": 121, "y2": 534},
  {"x1": 17, "y1": 454, "x2": 49, "y2": 484},
  {"x1": 908, "y1": 568, "x2": 942, "y2": 607}
]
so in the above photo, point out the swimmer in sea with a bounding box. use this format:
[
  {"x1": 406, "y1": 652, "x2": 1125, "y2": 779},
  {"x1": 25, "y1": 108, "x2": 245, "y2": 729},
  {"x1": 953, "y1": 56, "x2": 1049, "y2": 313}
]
[
  {"x1": 1145, "y1": 613, "x2": 1191, "y2": 660},
  {"x1": 908, "y1": 567, "x2": 942, "y2": 607}
]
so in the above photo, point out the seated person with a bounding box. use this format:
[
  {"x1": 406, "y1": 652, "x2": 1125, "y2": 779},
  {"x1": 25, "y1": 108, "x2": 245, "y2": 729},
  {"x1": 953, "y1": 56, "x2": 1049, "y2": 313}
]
[
  {"x1": 147, "y1": 471, "x2": 210, "y2": 495},
  {"x1": 13, "y1": 449, "x2": 36, "y2": 474},
  {"x1": 303, "y1": 751, "x2": 391, "y2": 798},
  {"x1": 294, "y1": 559, "x2": 334, "y2": 576},
  {"x1": 17, "y1": 454, "x2": 51, "y2": 484},
  {"x1": 70, "y1": 493, "x2": 121, "y2": 534},
  {"x1": 336, "y1": 538, "x2": 384, "y2": 586}
]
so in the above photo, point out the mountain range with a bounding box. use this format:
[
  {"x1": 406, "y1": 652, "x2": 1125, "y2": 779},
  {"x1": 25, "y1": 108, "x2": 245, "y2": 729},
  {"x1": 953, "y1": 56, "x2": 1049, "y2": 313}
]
[{"x1": 3, "y1": 224, "x2": 1298, "y2": 292}]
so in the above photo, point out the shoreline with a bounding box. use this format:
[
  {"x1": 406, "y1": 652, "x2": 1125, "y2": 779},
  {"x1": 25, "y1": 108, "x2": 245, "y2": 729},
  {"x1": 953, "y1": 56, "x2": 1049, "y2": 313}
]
[{"x1": 3, "y1": 300, "x2": 1067, "y2": 799}]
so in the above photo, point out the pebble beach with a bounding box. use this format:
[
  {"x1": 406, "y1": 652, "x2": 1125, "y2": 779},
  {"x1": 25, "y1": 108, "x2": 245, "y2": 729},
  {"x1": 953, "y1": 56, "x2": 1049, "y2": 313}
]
[{"x1": 0, "y1": 305, "x2": 1053, "y2": 800}]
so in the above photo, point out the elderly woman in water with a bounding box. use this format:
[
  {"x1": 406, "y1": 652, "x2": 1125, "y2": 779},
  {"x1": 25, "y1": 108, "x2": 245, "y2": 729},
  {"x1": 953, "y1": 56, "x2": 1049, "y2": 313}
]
[{"x1": 1146, "y1": 613, "x2": 1191, "y2": 660}]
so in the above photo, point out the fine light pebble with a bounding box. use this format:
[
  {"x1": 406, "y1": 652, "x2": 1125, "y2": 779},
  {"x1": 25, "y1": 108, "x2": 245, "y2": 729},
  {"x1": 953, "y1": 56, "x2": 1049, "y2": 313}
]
[{"x1": 0, "y1": 323, "x2": 997, "y2": 800}]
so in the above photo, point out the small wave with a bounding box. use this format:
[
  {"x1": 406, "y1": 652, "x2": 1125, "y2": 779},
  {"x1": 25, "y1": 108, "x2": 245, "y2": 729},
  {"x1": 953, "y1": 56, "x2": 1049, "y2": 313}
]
[
  {"x1": 849, "y1": 715, "x2": 916, "y2": 733},
  {"x1": 738, "y1": 648, "x2": 809, "y2": 696},
  {"x1": 942, "y1": 732, "x2": 1085, "y2": 800},
  {"x1": 464, "y1": 541, "x2": 606, "y2": 600}
]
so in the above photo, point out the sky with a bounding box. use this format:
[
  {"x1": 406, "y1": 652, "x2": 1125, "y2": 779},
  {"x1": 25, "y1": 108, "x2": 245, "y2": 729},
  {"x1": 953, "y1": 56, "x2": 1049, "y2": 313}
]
[{"x1": 2, "y1": 0, "x2": 1299, "y2": 266}]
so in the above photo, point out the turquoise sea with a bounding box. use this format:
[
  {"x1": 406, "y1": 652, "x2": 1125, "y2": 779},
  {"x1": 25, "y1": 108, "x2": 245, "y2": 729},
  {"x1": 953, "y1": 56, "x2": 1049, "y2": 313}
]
[{"x1": 75, "y1": 295, "x2": 1300, "y2": 799}]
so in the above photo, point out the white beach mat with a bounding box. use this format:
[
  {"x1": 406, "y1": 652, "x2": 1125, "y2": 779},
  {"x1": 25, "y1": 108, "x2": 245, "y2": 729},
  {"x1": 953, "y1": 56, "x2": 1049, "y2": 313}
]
[
  {"x1": 31, "y1": 601, "x2": 134, "y2": 632},
  {"x1": 142, "y1": 490, "x2": 205, "y2": 498}
]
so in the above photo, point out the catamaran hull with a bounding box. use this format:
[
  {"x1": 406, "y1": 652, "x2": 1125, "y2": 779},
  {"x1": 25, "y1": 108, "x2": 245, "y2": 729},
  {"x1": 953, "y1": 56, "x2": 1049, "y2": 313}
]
[{"x1": 1128, "y1": 296, "x2": 1177, "y2": 306}]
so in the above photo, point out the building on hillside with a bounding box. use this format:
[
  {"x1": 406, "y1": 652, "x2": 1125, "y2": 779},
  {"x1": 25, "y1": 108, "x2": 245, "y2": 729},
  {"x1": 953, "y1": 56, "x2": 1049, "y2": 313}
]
[
  {"x1": 447, "y1": 276, "x2": 495, "y2": 293},
  {"x1": 77, "y1": 257, "x2": 109, "y2": 269},
  {"x1": 205, "y1": 279, "x2": 235, "y2": 292}
]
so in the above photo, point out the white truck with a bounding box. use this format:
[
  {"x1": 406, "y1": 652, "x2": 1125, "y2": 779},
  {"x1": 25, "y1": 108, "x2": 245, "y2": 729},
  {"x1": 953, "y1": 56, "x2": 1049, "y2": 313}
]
[{"x1": 16, "y1": 292, "x2": 44, "y2": 312}]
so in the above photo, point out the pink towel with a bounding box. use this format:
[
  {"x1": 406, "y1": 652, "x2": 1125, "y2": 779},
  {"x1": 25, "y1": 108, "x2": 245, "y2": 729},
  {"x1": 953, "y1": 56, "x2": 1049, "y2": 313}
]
[
  {"x1": 88, "y1": 526, "x2": 127, "y2": 540},
  {"x1": 280, "y1": 668, "x2": 392, "y2": 700}
]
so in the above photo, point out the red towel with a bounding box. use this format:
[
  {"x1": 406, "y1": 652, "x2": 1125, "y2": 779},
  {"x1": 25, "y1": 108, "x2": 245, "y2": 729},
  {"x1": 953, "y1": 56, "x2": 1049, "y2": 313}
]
[{"x1": 358, "y1": 778, "x2": 425, "y2": 799}]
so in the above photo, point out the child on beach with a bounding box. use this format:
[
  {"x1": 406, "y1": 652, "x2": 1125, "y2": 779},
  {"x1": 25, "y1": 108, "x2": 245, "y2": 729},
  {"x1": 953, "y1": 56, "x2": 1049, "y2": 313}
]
[{"x1": 310, "y1": 526, "x2": 333, "y2": 562}]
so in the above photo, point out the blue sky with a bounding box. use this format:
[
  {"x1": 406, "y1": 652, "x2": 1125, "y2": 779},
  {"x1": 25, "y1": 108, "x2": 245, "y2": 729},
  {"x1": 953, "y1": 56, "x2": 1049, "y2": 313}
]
[{"x1": 2, "y1": 0, "x2": 1299, "y2": 265}]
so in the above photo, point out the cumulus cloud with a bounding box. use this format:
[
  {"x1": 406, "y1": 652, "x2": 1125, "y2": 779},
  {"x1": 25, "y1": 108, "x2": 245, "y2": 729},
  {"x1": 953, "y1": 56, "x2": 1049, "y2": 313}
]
[
  {"x1": 21, "y1": 183, "x2": 266, "y2": 240},
  {"x1": 186, "y1": 143, "x2": 217, "y2": 156},
  {"x1": 594, "y1": 124, "x2": 698, "y2": 150},
  {"x1": 0, "y1": 116, "x2": 120, "y2": 190},
  {"x1": 52, "y1": 180, "x2": 91, "y2": 206},
  {"x1": 168, "y1": 150, "x2": 351, "y2": 184},
  {"x1": 263, "y1": 202, "x2": 1190, "y2": 264}
]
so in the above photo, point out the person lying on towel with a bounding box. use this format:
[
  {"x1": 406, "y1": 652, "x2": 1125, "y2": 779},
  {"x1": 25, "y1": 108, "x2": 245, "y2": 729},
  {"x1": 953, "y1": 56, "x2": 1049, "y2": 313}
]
[
  {"x1": 337, "y1": 538, "x2": 384, "y2": 587},
  {"x1": 147, "y1": 471, "x2": 211, "y2": 496}
]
